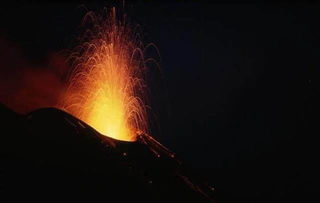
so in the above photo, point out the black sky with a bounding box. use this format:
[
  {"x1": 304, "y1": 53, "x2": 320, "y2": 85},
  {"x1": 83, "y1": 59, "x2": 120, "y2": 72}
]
[{"x1": 0, "y1": 1, "x2": 316, "y2": 203}]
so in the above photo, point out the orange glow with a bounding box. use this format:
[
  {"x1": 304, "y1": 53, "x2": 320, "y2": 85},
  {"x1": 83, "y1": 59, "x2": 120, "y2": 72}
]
[{"x1": 58, "y1": 8, "x2": 148, "y2": 141}]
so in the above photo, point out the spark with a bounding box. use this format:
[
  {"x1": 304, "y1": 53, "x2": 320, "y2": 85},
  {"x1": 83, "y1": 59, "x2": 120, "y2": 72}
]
[{"x1": 59, "y1": 7, "x2": 148, "y2": 141}]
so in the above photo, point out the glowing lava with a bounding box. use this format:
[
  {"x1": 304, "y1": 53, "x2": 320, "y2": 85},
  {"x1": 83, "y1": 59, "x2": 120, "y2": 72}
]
[{"x1": 59, "y1": 8, "x2": 148, "y2": 141}]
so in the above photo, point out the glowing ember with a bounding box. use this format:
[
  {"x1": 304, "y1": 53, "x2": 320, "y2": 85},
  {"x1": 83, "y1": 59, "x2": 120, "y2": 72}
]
[{"x1": 58, "y1": 8, "x2": 148, "y2": 141}]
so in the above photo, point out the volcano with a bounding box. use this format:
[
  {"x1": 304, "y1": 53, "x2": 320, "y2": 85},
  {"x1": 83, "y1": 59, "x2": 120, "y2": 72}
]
[{"x1": 0, "y1": 103, "x2": 215, "y2": 202}]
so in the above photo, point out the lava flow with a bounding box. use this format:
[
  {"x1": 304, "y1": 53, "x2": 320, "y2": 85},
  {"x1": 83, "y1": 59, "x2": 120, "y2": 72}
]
[{"x1": 59, "y1": 8, "x2": 148, "y2": 141}]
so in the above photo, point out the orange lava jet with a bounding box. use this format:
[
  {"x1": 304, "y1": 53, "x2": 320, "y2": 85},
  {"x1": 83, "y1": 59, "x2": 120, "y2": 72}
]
[{"x1": 58, "y1": 8, "x2": 148, "y2": 141}]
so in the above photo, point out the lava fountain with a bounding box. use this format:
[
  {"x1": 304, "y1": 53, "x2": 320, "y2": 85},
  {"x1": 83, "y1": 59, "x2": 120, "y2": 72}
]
[{"x1": 59, "y1": 8, "x2": 148, "y2": 141}]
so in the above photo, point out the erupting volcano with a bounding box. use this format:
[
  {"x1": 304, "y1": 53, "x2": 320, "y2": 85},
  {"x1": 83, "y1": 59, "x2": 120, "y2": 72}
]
[
  {"x1": 0, "y1": 5, "x2": 216, "y2": 203},
  {"x1": 59, "y1": 8, "x2": 148, "y2": 141}
]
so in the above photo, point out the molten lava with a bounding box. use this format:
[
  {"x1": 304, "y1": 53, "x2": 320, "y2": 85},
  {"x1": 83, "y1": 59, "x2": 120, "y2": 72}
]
[{"x1": 59, "y1": 8, "x2": 148, "y2": 141}]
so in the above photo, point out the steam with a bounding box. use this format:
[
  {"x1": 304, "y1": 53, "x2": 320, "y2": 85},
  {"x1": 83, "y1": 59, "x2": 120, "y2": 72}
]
[{"x1": 0, "y1": 37, "x2": 68, "y2": 114}]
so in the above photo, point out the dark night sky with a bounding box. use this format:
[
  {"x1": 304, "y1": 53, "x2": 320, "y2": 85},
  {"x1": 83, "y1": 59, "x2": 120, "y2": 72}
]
[{"x1": 0, "y1": 1, "x2": 316, "y2": 202}]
